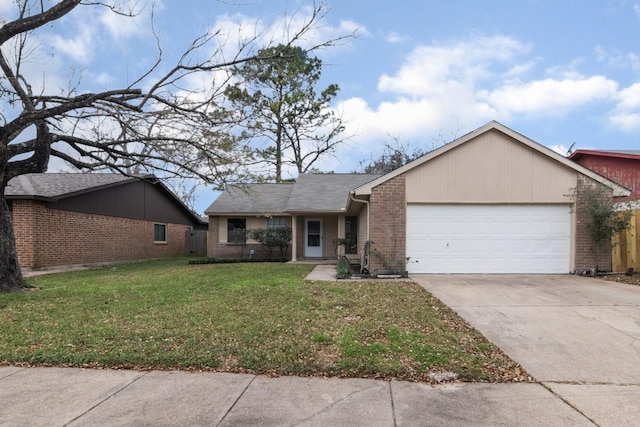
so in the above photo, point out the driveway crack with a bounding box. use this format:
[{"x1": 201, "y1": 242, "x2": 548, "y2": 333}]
[
  {"x1": 567, "y1": 306, "x2": 640, "y2": 352},
  {"x1": 539, "y1": 383, "x2": 599, "y2": 426}
]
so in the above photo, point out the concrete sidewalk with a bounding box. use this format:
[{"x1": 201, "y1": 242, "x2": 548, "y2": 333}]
[
  {"x1": 304, "y1": 263, "x2": 337, "y2": 281},
  {"x1": 0, "y1": 366, "x2": 592, "y2": 426}
]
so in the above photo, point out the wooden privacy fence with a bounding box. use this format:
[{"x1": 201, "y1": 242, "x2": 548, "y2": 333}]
[
  {"x1": 186, "y1": 230, "x2": 207, "y2": 257},
  {"x1": 613, "y1": 209, "x2": 639, "y2": 272}
]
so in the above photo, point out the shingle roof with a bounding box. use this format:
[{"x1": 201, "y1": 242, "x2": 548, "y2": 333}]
[
  {"x1": 286, "y1": 173, "x2": 380, "y2": 212},
  {"x1": 204, "y1": 174, "x2": 381, "y2": 215},
  {"x1": 205, "y1": 183, "x2": 295, "y2": 214},
  {"x1": 7, "y1": 173, "x2": 206, "y2": 224},
  {"x1": 5, "y1": 173, "x2": 134, "y2": 200}
]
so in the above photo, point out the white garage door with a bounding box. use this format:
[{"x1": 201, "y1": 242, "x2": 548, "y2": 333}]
[{"x1": 406, "y1": 204, "x2": 571, "y2": 274}]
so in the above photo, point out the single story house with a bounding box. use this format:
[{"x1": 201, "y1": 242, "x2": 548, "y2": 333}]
[
  {"x1": 7, "y1": 173, "x2": 207, "y2": 270},
  {"x1": 206, "y1": 173, "x2": 380, "y2": 260},
  {"x1": 206, "y1": 121, "x2": 630, "y2": 274}
]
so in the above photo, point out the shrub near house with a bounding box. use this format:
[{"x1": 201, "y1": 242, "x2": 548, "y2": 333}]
[{"x1": 250, "y1": 227, "x2": 292, "y2": 260}]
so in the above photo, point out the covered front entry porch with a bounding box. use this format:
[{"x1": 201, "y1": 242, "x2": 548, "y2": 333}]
[{"x1": 289, "y1": 214, "x2": 360, "y2": 262}]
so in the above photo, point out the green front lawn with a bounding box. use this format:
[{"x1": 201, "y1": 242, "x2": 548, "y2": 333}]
[{"x1": 0, "y1": 259, "x2": 529, "y2": 383}]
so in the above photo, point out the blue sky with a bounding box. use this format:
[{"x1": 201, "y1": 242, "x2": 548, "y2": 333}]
[{"x1": 3, "y1": 0, "x2": 640, "y2": 214}]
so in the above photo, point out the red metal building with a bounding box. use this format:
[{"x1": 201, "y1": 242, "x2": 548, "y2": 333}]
[{"x1": 569, "y1": 149, "x2": 640, "y2": 199}]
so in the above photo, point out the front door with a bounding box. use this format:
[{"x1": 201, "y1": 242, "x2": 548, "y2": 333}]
[{"x1": 305, "y1": 219, "x2": 322, "y2": 257}]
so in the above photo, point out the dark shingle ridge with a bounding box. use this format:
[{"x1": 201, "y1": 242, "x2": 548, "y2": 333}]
[{"x1": 5, "y1": 173, "x2": 133, "y2": 200}]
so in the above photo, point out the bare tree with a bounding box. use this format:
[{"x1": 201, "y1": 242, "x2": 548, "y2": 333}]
[
  {"x1": 357, "y1": 138, "x2": 428, "y2": 175},
  {"x1": 356, "y1": 129, "x2": 457, "y2": 174},
  {"x1": 0, "y1": 0, "x2": 350, "y2": 292}
]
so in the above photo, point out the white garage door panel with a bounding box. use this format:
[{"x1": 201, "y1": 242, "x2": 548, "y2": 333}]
[{"x1": 407, "y1": 204, "x2": 571, "y2": 274}]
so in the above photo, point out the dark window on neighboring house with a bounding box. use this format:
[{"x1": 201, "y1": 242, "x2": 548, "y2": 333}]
[
  {"x1": 345, "y1": 216, "x2": 358, "y2": 254},
  {"x1": 154, "y1": 223, "x2": 167, "y2": 243},
  {"x1": 228, "y1": 218, "x2": 247, "y2": 243}
]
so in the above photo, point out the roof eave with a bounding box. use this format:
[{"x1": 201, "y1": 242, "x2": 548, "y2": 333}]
[
  {"x1": 285, "y1": 209, "x2": 347, "y2": 214},
  {"x1": 569, "y1": 149, "x2": 640, "y2": 161},
  {"x1": 206, "y1": 211, "x2": 291, "y2": 216},
  {"x1": 5, "y1": 194, "x2": 57, "y2": 202}
]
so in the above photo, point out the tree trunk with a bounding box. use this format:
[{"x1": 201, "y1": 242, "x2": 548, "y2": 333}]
[{"x1": 0, "y1": 196, "x2": 26, "y2": 292}]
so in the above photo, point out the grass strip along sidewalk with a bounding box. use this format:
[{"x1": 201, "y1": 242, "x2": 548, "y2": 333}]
[{"x1": 0, "y1": 259, "x2": 530, "y2": 383}]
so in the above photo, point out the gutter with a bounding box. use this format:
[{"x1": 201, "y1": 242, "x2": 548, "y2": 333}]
[{"x1": 349, "y1": 192, "x2": 372, "y2": 272}]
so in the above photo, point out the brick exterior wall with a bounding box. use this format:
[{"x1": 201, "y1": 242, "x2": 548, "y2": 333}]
[
  {"x1": 11, "y1": 200, "x2": 188, "y2": 269},
  {"x1": 368, "y1": 174, "x2": 406, "y2": 273},
  {"x1": 574, "y1": 174, "x2": 614, "y2": 272}
]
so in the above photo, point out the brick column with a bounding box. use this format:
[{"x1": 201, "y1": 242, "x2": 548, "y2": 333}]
[
  {"x1": 574, "y1": 174, "x2": 613, "y2": 272},
  {"x1": 368, "y1": 174, "x2": 406, "y2": 274}
]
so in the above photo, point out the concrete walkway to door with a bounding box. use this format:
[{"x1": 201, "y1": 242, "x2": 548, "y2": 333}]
[{"x1": 413, "y1": 274, "x2": 640, "y2": 427}]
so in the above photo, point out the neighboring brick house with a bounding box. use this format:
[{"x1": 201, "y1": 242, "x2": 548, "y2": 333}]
[
  {"x1": 206, "y1": 121, "x2": 630, "y2": 274},
  {"x1": 6, "y1": 173, "x2": 206, "y2": 270}
]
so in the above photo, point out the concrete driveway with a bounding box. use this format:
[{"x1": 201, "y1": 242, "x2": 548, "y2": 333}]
[{"x1": 413, "y1": 274, "x2": 640, "y2": 426}]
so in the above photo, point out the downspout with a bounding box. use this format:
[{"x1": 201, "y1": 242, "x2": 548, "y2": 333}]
[{"x1": 349, "y1": 192, "x2": 370, "y2": 272}]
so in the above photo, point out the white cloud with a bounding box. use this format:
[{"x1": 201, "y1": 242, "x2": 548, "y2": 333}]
[
  {"x1": 615, "y1": 82, "x2": 640, "y2": 110},
  {"x1": 326, "y1": 34, "x2": 630, "y2": 170},
  {"x1": 595, "y1": 45, "x2": 640, "y2": 72},
  {"x1": 610, "y1": 83, "x2": 640, "y2": 131},
  {"x1": 210, "y1": 6, "x2": 363, "y2": 62},
  {"x1": 502, "y1": 61, "x2": 537, "y2": 79},
  {"x1": 335, "y1": 20, "x2": 368, "y2": 39},
  {"x1": 99, "y1": 0, "x2": 163, "y2": 42},
  {"x1": 479, "y1": 75, "x2": 618, "y2": 116},
  {"x1": 378, "y1": 36, "x2": 530, "y2": 98},
  {"x1": 50, "y1": 23, "x2": 95, "y2": 64},
  {"x1": 0, "y1": 0, "x2": 13, "y2": 15},
  {"x1": 336, "y1": 36, "x2": 531, "y2": 149},
  {"x1": 384, "y1": 31, "x2": 408, "y2": 44}
]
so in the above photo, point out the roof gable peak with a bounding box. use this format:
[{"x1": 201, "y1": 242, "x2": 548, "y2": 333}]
[{"x1": 353, "y1": 121, "x2": 630, "y2": 197}]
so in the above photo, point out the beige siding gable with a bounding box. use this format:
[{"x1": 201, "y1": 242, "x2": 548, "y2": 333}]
[{"x1": 406, "y1": 129, "x2": 577, "y2": 203}]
